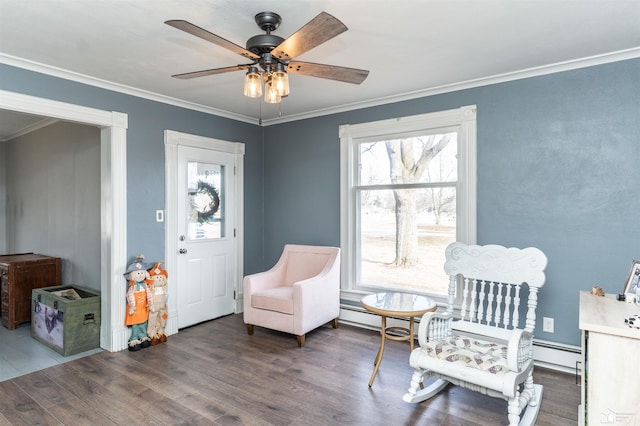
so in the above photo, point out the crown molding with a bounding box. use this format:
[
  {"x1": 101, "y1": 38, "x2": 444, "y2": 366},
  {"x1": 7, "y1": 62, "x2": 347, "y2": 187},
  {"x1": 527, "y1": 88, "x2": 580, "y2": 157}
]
[
  {"x1": 2, "y1": 48, "x2": 639, "y2": 127},
  {"x1": 262, "y1": 47, "x2": 640, "y2": 125},
  {"x1": 0, "y1": 53, "x2": 257, "y2": 125}
]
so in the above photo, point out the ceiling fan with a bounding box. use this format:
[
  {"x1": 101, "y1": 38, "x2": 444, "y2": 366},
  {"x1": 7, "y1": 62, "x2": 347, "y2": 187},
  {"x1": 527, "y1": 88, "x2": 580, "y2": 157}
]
[{"x1": 165, "y1": 11, "x2": 369, "y2": 104}]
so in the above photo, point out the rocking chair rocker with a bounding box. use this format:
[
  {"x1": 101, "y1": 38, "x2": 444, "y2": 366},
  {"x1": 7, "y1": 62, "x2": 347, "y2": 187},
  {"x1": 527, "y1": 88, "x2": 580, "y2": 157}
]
[{"x1": 403, "y1": 242, "x2": 548, "y2": 426}]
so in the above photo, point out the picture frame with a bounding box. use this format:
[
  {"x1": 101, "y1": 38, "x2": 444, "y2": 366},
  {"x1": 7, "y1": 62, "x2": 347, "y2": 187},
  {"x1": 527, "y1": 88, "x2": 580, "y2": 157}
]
[{"x1": 622, "y1": 260, "x2": 640, "y2": 298}]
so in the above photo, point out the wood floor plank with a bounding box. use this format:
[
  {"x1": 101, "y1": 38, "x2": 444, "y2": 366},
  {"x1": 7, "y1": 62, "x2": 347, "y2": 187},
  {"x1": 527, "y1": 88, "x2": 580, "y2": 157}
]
[
  {"x1": 44, "y1": 398, "x2": 117, "y2": 425},
  {"x1": 137, "y1": 346, "x2": 303, "y2": 424},
  {"x1": 0, "y1": 313, "x2": 580, "y2": 425},
  {"x1": 47, "y1": 370, "x2": 158, "y2": 425},
  {"x1": 0, "y1": 412, "x2": 12, "y2": 426},
  {"x1": 11, "y1": 369, "x2": 77, "y2": 409},
  {"x1": 68, "y1": 357, "x2": 216, "y2": 425},
  {"x1": 0, "y1": 380, "x2": 61, "y2": 425}
]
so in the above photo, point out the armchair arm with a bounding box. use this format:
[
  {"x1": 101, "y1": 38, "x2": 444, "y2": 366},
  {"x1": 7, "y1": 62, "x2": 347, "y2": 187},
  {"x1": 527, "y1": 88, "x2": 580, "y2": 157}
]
[
  {"x1": 243, "y1": 263, "x2": 288, "y2": 315},
  {"x1": 506, "y1": 328, "x2": 533, "y2": 371},
  {"x1": 243, "y1": 264, "x2": 287, "y2": 294},
  {"x1": 293, "y1": 265, "x2": 340, "y2": 309},
  {"x1": 291, "y1": 259, "x2": 341, "y2": 332},
  {"x1": 417, "y1": 311, "x2": 452, "y2": 347}
]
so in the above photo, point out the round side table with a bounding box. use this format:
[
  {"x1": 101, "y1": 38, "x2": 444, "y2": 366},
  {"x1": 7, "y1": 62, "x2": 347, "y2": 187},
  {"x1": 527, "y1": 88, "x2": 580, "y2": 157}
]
[{"x1": 361, "y1": 292, "x2": 436, "y2": 387}]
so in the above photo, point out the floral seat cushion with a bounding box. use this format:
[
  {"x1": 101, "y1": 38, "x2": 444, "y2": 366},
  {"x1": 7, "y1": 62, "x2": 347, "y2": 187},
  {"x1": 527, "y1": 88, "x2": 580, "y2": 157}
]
[{"x1": 422, "y1": 334, "x2": 508, "y2": 375}]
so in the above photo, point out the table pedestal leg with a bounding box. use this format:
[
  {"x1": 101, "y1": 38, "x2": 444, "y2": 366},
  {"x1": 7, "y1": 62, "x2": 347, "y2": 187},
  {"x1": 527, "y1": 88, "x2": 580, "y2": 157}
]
[{"x1": 368, "y1": 315, "x2": 386, "y2": 387}]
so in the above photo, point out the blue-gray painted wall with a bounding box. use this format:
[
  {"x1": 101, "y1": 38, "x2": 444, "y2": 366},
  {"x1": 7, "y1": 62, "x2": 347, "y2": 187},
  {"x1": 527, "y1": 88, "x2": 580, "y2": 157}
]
[
  {"x1": 263, "y1": 58, "x2": 640, "y2": 346},
  {"x1": 1, "y1": 58, "x2": 638, "y2": 346},
  {"x1": 0, "y1": 64, "x2": 264, "y2": 273}
]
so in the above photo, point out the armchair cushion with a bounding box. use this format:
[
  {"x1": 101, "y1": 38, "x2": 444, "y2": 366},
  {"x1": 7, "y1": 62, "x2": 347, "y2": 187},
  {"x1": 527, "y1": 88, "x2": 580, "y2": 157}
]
[{"x1": 251, "y1": 287, "x2": 294, "y2": 314}]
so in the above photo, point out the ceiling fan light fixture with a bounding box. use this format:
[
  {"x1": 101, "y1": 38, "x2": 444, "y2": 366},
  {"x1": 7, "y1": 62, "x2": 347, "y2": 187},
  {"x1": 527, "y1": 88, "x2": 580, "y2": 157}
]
[
  {"x1": 264, "y1": 79, "x2": 281, "y2": 104},
  {"x1": 243, "y1": 66, "x2": 263, "y2": 98},
  {"x1": 166, "y1": 11, "x2": 369, "y2": 109},
  {"x1": 272, "y1": 63, "x2": 290, "y2": 97}
]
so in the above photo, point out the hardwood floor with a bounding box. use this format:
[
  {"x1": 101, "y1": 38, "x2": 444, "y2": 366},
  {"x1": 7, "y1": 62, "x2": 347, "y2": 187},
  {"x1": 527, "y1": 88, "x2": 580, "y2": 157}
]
[{"x1": 0, "y1": 313, "x2": 580, "y2": 425}]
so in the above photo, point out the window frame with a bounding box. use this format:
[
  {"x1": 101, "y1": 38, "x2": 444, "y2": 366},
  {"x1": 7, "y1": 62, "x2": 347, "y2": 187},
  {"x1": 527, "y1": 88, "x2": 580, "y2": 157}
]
[{"x1": 339, "y1": 105, "x2": 477, "y2": 304}]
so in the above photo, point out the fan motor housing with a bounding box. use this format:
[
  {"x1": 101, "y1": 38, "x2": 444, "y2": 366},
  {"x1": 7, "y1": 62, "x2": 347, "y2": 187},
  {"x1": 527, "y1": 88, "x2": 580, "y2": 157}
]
[
  {"x1": 247, "y1": 12, "x2": 284, "y2": 55},
  {"x1": 246, "y1": 34, "x2": 285, "y2": 54}
]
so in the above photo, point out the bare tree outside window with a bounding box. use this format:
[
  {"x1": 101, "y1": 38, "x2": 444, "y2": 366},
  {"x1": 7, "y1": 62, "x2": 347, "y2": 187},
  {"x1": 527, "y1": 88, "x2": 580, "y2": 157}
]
[{"x1": 358, "y1": 133, "x2": 457, "y2": 294}]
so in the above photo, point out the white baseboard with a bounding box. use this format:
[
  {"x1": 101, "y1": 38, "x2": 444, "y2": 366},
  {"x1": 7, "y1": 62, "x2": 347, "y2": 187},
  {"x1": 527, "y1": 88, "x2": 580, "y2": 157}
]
[
  {"x1": 531, "y1": 339, "x2": 581, "y2": 374},
  {"x1": 339, "y1": 305, "x2": 581, "y2": 374}
]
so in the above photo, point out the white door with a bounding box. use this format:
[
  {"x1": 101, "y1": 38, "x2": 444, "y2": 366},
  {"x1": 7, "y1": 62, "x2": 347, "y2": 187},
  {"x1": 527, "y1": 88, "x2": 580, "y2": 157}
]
[{"x1": 176, "y1": 145, "x2": 236, "y2": 328}]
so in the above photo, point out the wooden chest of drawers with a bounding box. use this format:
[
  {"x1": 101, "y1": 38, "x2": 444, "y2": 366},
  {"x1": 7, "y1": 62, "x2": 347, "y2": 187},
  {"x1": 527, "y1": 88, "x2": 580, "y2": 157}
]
[{"x1": 0, "y1": 253, "x2": 62, "y2": 330}]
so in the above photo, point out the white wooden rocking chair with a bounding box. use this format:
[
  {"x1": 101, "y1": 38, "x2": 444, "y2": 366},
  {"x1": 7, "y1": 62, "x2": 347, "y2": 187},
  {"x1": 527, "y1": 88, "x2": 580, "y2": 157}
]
[{"x1": 403, "y1": 242, "x2": 548, "y2": 426}]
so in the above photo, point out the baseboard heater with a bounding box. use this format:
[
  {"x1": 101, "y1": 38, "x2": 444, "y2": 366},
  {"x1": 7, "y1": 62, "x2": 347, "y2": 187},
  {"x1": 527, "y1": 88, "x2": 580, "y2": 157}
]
[{"x1": 339, "y1": 303, "x2": 581, "y2": 374}]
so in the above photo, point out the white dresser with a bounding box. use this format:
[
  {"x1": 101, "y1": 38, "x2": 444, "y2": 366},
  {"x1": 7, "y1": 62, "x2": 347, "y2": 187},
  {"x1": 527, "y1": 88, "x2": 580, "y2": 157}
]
[{"x1": 578, "y1": 291, "x2": 640, "y2": 425}]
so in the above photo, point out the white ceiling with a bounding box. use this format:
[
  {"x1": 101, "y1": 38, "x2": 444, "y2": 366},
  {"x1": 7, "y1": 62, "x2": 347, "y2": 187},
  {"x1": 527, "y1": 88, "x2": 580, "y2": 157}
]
[{"x1": 1, "y1": 0, "x2": 639, "y2": 137}]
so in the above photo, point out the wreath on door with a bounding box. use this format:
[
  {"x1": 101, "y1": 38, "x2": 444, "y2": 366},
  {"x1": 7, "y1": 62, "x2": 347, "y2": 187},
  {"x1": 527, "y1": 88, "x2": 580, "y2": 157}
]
[{"x1": 195, "y1": 180, "x2": 220, "y2": 223}]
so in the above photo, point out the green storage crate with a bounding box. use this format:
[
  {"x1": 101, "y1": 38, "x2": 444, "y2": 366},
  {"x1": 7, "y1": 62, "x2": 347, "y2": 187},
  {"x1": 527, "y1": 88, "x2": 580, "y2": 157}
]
[{"x1": 31, "y1": 285, "x2": 101, "y2": 356}]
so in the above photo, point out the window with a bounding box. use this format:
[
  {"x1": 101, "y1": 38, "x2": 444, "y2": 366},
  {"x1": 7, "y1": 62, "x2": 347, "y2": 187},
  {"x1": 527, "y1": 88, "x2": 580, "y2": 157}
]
[{"x1": 340, "y1": 106, "x2": 476, "y2": 303}]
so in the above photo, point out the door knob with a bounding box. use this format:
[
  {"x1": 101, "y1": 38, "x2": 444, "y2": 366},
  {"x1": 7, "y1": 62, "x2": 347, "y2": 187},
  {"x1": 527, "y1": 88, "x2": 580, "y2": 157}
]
[{"x1": 179, "y1": 248, "x2": 187, "y2": 254}]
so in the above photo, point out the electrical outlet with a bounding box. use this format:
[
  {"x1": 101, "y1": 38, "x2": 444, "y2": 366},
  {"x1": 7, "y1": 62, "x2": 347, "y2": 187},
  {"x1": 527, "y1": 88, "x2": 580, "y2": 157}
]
[{"x1": 543, "y1": 317, "x2": 554, "y2": 333}]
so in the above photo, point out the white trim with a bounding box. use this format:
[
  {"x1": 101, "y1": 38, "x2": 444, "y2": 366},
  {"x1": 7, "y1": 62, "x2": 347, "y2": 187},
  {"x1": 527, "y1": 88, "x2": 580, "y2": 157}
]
[
  {"x1": 164, "y1": 130, "x2": 245, "y2": 333},
  {"x1": 3, "y1": 48, "x2": 639, "y2": 127},
  {"x1": 0, "y1": 89, "x2": 128, "y2": 352},
  {"x1": 339, "y1": 106, "x2": 477, "y2": 303},
  {"x1": 458, "y1": 107, "x2": 478, "y2": 245}
]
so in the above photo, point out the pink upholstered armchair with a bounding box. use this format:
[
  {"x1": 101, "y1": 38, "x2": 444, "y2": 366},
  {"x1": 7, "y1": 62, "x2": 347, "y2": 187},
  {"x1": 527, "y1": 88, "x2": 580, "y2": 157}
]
[{"x1": 243, "y1": 244, "x2": 341, "y2": 347}]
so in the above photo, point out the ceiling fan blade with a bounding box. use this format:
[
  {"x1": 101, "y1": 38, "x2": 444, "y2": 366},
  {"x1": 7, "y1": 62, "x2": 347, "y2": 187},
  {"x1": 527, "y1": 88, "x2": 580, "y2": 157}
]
[
  {"x1": 171, "y1": 64, "x2": 251, "y2": 79},
  {"x1": 287, "y1": 61, "x2": 369, "y2": 85},
  {"x1": 272, "y1": 12, "x2": 347, "y2": 61},
  {"x1": 165, "y1": 20, "x2": 260, "y2": 60}
]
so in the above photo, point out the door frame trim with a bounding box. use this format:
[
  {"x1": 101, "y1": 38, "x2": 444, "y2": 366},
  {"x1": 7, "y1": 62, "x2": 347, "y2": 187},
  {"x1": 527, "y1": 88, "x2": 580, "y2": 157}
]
[
  {"x1": 0, "y1": 89, "x2": 128, "y2": 352},
  {"x1": 164, "y1": 130, "x2": 245, "y2": 332}
]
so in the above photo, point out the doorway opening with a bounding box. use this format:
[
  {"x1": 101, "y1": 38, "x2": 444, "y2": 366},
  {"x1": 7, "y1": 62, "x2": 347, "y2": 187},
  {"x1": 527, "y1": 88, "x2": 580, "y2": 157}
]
[{"x1": 0, "y1": 89, "x2": 129, "y2": 351}]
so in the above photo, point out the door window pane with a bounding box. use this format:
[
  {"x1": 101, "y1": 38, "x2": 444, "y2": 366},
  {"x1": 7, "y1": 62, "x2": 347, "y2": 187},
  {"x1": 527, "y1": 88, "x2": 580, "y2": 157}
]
[{"x1": 187, "y1": 161, "x2": 224, "y2": 240}]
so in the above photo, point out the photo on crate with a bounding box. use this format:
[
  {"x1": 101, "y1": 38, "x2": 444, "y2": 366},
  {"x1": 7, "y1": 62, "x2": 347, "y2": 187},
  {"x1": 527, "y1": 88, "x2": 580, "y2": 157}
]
[{"x1": 33, "y1": 301, "x2": 64, "y2": 349}]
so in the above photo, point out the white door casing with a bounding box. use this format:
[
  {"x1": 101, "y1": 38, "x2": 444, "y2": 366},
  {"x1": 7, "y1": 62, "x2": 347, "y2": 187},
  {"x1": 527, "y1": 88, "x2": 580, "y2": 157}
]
[
  {"x1": 0, "y1": 89, "x2": 129, "y2": 352},
  {"x1": 164, "y1": 130, "x2": 244, "y2": 332}
]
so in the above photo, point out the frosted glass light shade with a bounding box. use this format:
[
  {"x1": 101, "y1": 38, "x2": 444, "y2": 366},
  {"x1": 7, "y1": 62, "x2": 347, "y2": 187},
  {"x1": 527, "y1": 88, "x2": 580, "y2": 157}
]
[
  {"x1": 243, "y1": 68, "x2": 262, "y2": 98},
  {"x1": 272, "y1": 64, "x2": 289, "y2": 97},
  {"x1": 264, "y1": 80, "x2": 281, "y2": 103}
]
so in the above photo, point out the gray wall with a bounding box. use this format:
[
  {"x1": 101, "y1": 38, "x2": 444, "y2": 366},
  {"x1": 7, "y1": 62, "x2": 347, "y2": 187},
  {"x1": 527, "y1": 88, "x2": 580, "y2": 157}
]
[
  {"x1": 263, "y1": 58, "x2": 640, "y2": 346},
  {"x1": 0, "y1": 63, "x2": 265, "y2": 275},
  {"x1": 4, "y1": 121, "x2": 101, "y2": 289},
  {"x1": 2, "y1": 58, "x2": 638, "y2": 347}
]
